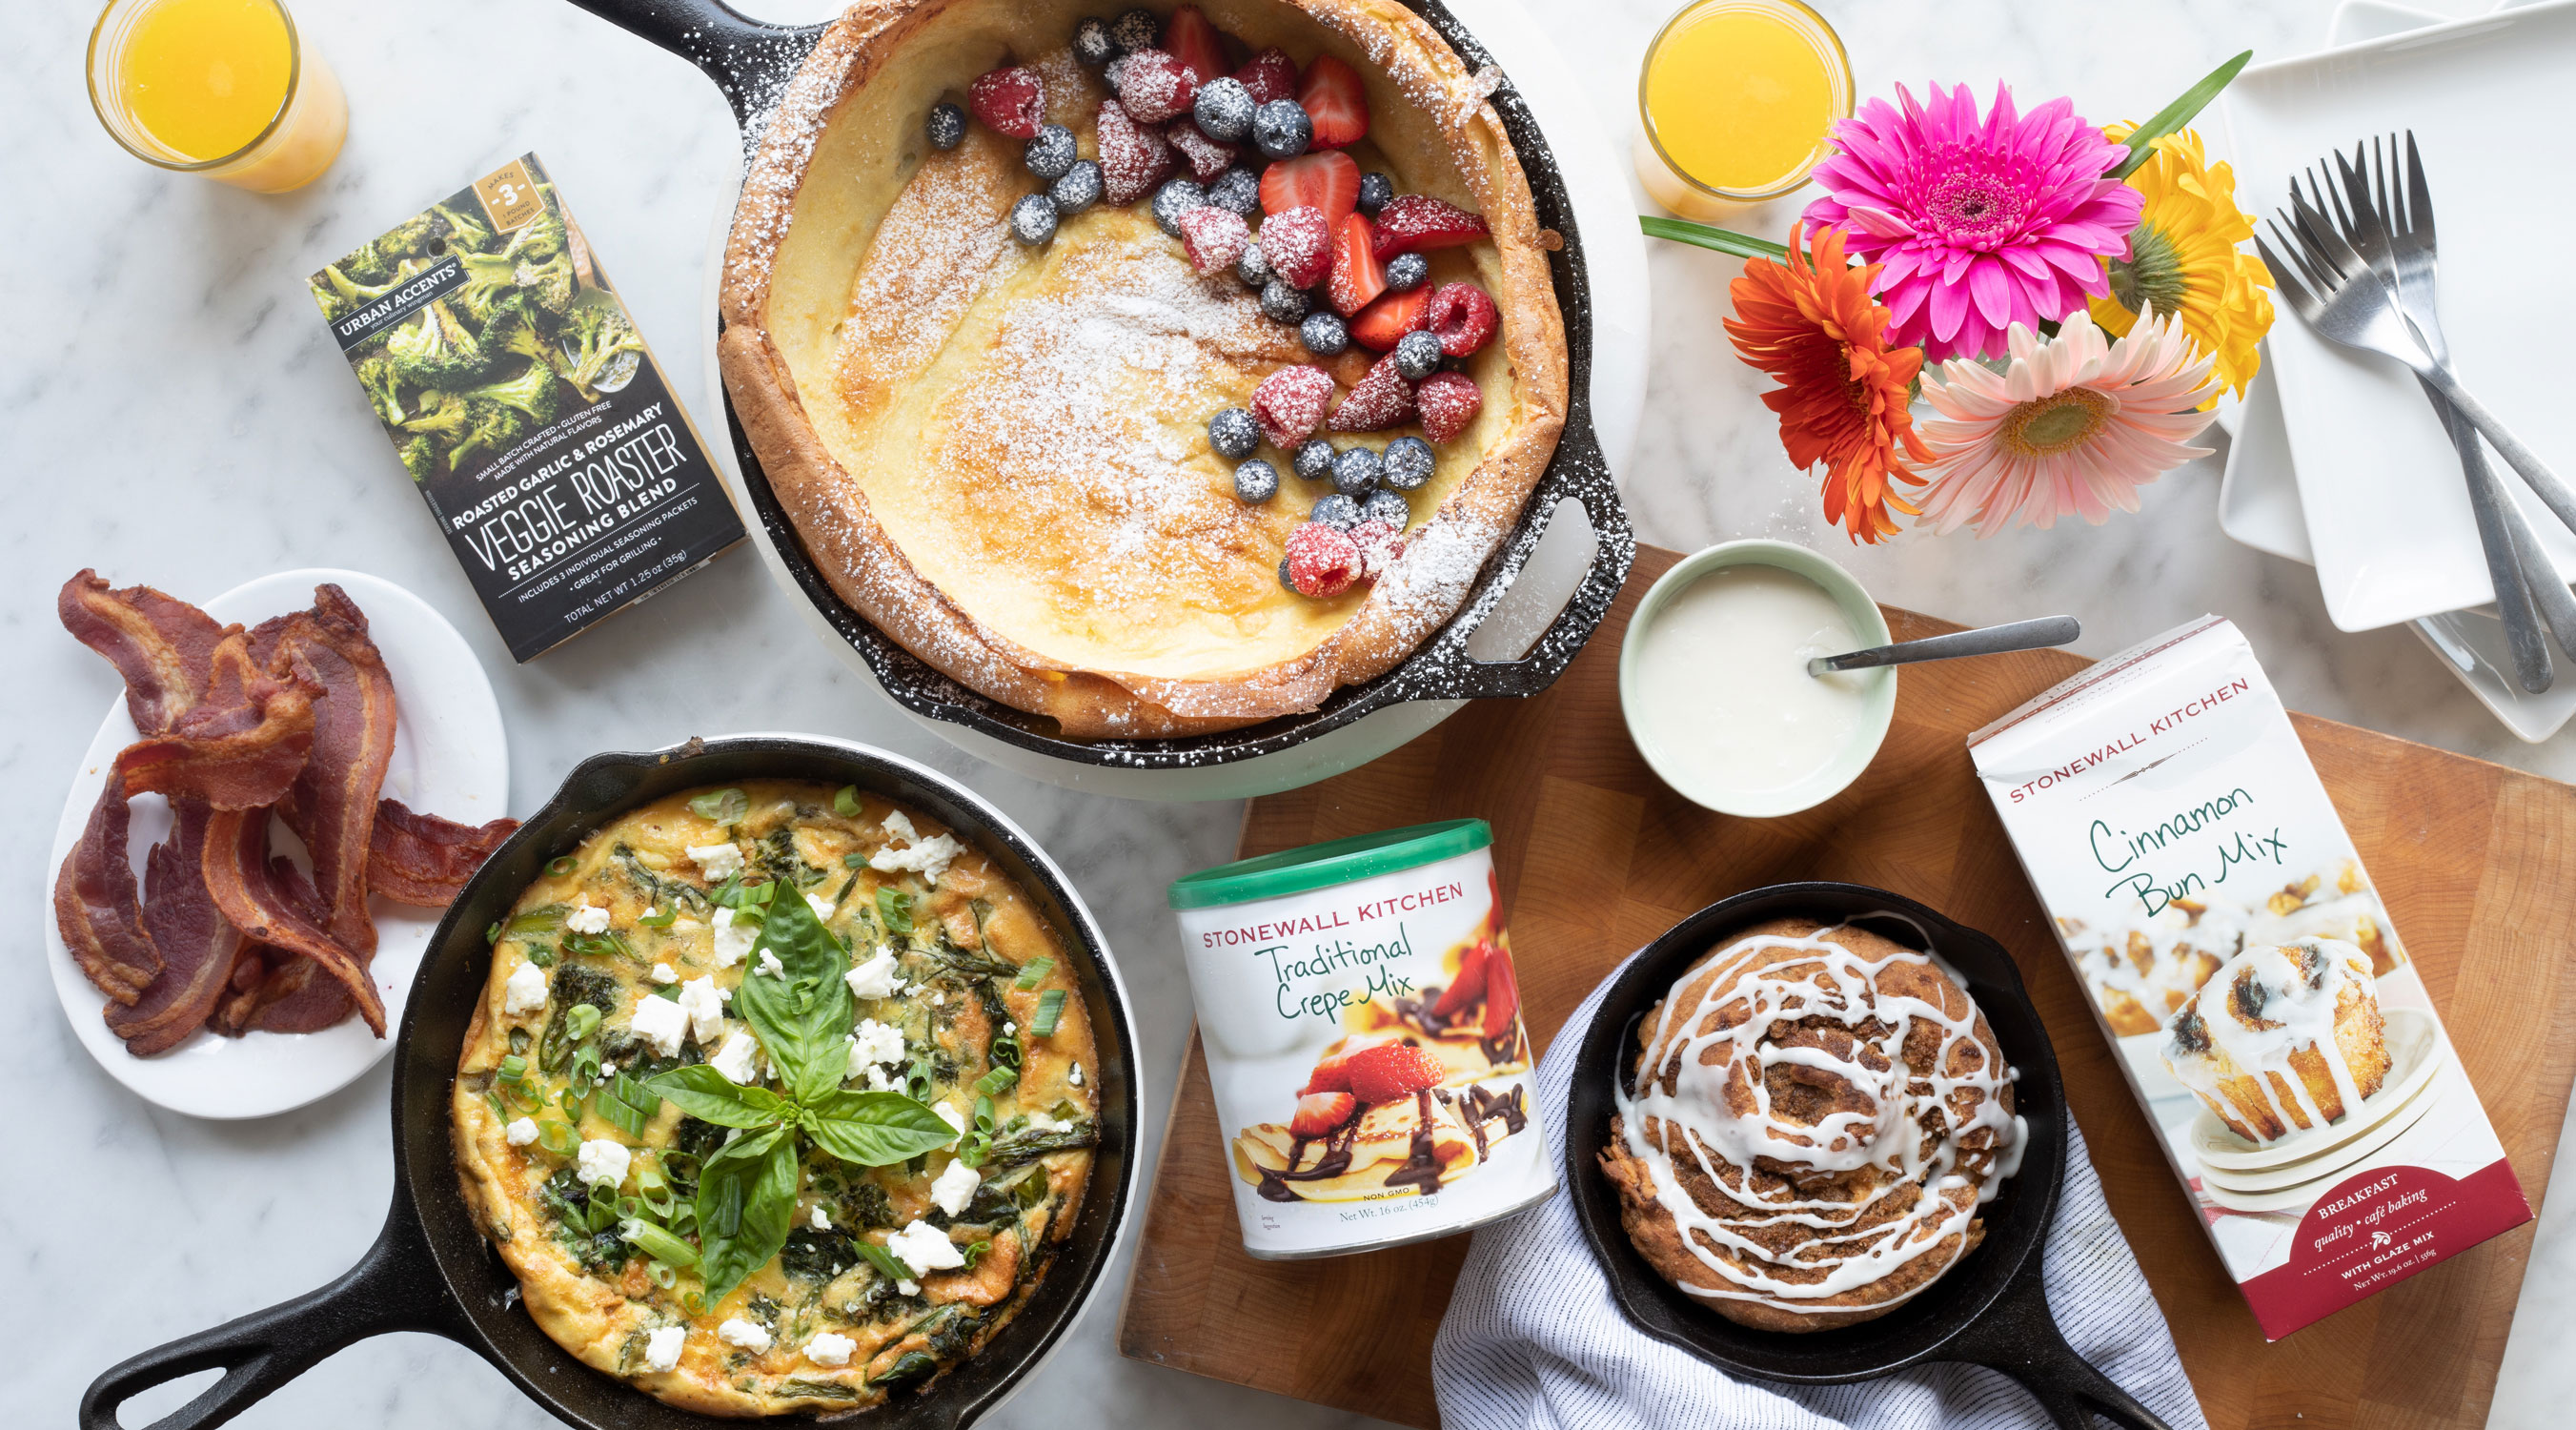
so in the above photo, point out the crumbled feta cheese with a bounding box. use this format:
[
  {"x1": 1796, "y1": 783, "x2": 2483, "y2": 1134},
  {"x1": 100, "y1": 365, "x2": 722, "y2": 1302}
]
[
  {"x1": 930, "y1": 991, "x2": 943, "y2": 1007},
  {"x1": 645, "y1": 1326, "x2": 684, "y2": 1372},
  {"x1": 935, "y1": 1100, "x2": 965, "y2": 1132},
  {"x1": 805, "y1": 891, "x2": 836, "y2": 923},
  {"x1": 810, "y1": 1203, "x2": 831, "y2": 1231},
  {"x1": 650, "y1": 962, "x2": 678, "y2": 984},
  {"x1": 629, "y1": 993, "x2": 688, "y2": 1058},
  {"x1": 711, "y1": 1030, "x2": 762, "y2": 1085},
  {"x1": 882, "y1": 810, "x2": 918, "y2": 843},
  {"x1": 898, "y1": 1278, "x2": 919, "y2": 1296},
  {"x1": 884, "y1": 1219, "x2": 966, "y2": 1276},
  {"x1": 504, "y1": 1117, "x2": 539, "y2": 1146},
  {"x1": 576, "y1": 1139, "x2": 631, "y2": 1188},
  {"x1": 689, "y1": 843, "x2": 744, "y2": 880},
  {"x1": 677, "y1": 976, "x2": 726, "y2": 1045},
  {"x1": 803, "y1": 1332, "x2": 855, "y2": 1368},
  {"x1": 756, "y1": 948, "x2": 785, "y2": 979},
  {"x1": 847, "y1": 1018, "x2": 905, "y2": 1076},
  {"x1": 716, "y1": 1318, "x2": 772, "y2": 1352},
  {"x1": 1070, "y1": 1063, "x2": 1085, "y2": 1087},
  {"x1": 1023, "y1": 1112, "x2": 1072, "y2": 1134},
  {"x1": 845, "y1": 949, "x2": 903, "y2": 999},
  {"x1": 870, "y1": 833, "x2": 964, "y2": 885},
  {"x1": 1004, "y1": 1021, "x2": 1016, "y2": 1035},
  {"x1": 564, "y1": 899, "x2": 610, "y2": 935},
  {"x1": 712, "y1": 907, "x2": 756, "y2": 967},
  {"x1": 502, "y1": 961, "x2": 549, "y2": 1016},
  {"x1": 864, "y1": 1066, "x2": 894, "y2": 1092},
  {"x1": 929, "y1": 1158, "x2": 982, "y2": 1216}
]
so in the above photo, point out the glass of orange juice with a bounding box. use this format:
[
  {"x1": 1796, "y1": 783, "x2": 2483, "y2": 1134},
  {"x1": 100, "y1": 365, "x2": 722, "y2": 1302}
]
[
  {"x1": 1634, "y1": 0, "x2": 1853, "y2": 221},
  {"x1": 87, "y1": 0, "x2": 346, "y2": 194}
]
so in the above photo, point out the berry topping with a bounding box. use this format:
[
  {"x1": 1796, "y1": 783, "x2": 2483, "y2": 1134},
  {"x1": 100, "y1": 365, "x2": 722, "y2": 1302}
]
[
  {"x1": 968, "y1": 67, "x2": 1045, "y2": 140},
  {"x1": 1289, "y1": 1091, "x2": 1359, "y2": 1137},
  {"x1": 1110, "y1": 7, "x2": 1159, "y2": 52},
  {"x1": 1258, "y1": 151, "x2": 1360, "y2": 223},
  {"x1": 1296, "y1": 54, "x2": 1370, "y2": 149},
  {"x1": 1252, "y1": 99, "x2": 1313, "y2": 160},
  {"x1": 1349, "y1": 286, "x2": 1432, "y2": 351},
  {"x1": 1301, "y1": 1036, "x2": 1394, "y2": 1093},
  {"x1": 1429, "y1": 281, "x2": 1499, "y2": 358},
  {"x1": 1393, "y1": 329, "x2": 1444, "y2": 380},
  {"x1": 1163, "y1": 5, "x2": 1229, "y2": 85},
  {"x1": 1235, "y1": 239, "x2": 1272, "y2": 288},
  {"x1": 1370, "y1": 195, "x2": 1490, "y2": 258},
  {"x1": 1327, "y1": 353, "x2": 1416, "y2": 433},
  {"x1": 1347, "y1": 517, "x2": 1407, "y2": 576},
  {"x1": 1416, "y1": 370, "x2": 1482, "y2": 442},
  {"x1": 1208, "y1": 406, "x2": 1260, "y2": 460},
  {"x1": 1479, "y1": 947, "x2": 1521, "y2": 1041},
  {"x1": 1205, "y1": 166, "x2": 1261, "y2": 219},
  {"x1": 1432, "y1": 938, "x2": 1490, "y2": 1018},
  {"x1": 1328, "y1": 213, "x2": 1387, "y2": 316},
  {"x1": 1164, "y1": 119, "x2": 1237, "y2": 181},
  {"x1": 1008, "y1": 193, "x2": 1058, "y2": 246},
  {"x1": 925, "y1": 102, "x2": 967, "y2": 151},
  {"x1": 1249, "y1": 365, "x2": 1335, "y2": 448},
  {"x1": 1177, "y1": 204, "x2": 1248, "y2": 273},
  {"x1": 1259, "y1": 278, "x2": 1310, "y2": 324},
  {"x1": 1114, "y1": 49, "x2": 1199, "y2": 124},
  {"x1": 1308, "y1": 493, "x2": 1364, "y2": 529},
  {"x1": 1192, "y1": 76, "x2": 1256, "y2": 143},
  {"x1": 1234, "y1": 458, "x2": 1281, "y2": 504},
  {"x1": 1050, "y1": 159, "x2": 1105, "y2": 214},
  {"x1": 1383, "y1": 251, "x2": 1430, "y2": 293},
  {"x1": 1380, "y1": 435, "x2": 1434, "y2": 491},
  {"x1": 1095, "y1": 100, "x2": 1176, "y2": 206},
  {"x1": 1024, "y1": 124, "x2": 1078, "y2": 181},
  {"x1": 1345, "y1": 1041, "x2": 1448, "y2": 1105},
  {"x1": 1292, "y1": 439, "x2": 1338, "y2": 482},
  {"x1": 1151, "y1": 177, "x2": 1207, "y2": 237},
  {"x1": 1330, "y1": 444, "x2": 1382, "y2": 497},
  {"x1": 1356, "y1": 171, "x2": 1395, "y2": 216},
  {"x1": 1284, "y1": 521, "x2": 1363, "y2": 598},
  {"x1": 1298, "y1": 310, "x2": 1349, "y2": 357},
  {"x1": 1360, "y1": 489, "x2": 1411, "y2": 531},
  {"x1": 1233, "y1": 47, "x2": 1299, "y2": 106},
  {"x1": 1073, "y1": 16, "x2": 1119, "y2": 69},
  {"x1": 1259, "y1": 206, "x2": 1330, "y2": 287}
]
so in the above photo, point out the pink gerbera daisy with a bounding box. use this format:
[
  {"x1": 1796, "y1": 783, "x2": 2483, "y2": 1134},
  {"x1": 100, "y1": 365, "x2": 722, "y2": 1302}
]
[
  {"x1": 1804, "y1": 82, "x2": 2143, "y2": 362},
  {"x1": 1912, "y1": 307, "x2": 2221, "y2": 536}
]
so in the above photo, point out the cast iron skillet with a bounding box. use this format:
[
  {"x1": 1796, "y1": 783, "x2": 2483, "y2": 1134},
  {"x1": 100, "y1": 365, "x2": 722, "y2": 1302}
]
[
  {"x1": 1564, "y1": 883, "x2": 2172, "y2": 1430},
  {"x1": 80, "y1": 735, "x2": 1139, "y2": 1430},
  {"x1": 560, "y1": 0, "x2": 1637, "y2": 771}
]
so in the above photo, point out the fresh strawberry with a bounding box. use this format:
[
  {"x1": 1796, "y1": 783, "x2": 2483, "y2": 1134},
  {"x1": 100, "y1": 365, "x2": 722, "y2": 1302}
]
[
  {"x1": 1283, "y1": 521, "x2": 1362, "y2": 599},
  {"x1": 1346, "y1": 519, "x2": 1406, "y2": 579},
  {"x1": 1478, "y1": 943, "x2": 1521, "y2": 1042},
  {"x1": 1345, "y1": 1042, "x2": 1448, "y2": 1105},
  {"x1": 967, "y1": 67, "x2": 1045, "y2": 139},
  {"x1": 1163, "y1": 5, "x2": 1230, "y2": 86},
  {"x1": 1115, "y1": 48, "x2": 1200, "y2": 124},
  {"x1": 1349, "y1": 286, "x2": 1433, "y2": 351},
  {"x1": 1369, "y1": 194, "x2": 1490, "y2": 259},
  {"x1": 1250, "y1": 364, "x2": 1335, "y2": 448},
  {"x1": 1164, "y1": 119, "x2": 1237, "y2": 181},
  {"x1": 1428, "y1": 280, "x2": 1499, "y2": 358},
  {"x1": 1327, "y1": 353, "x2": 1415, "y2": 433},
  {"x1": 1233, "y1": 47, "x2": 1299, "y2": 105},
  {"x1": 1416, "y1": 370, "x2": 1482, "y2": 442},
  {"x1": 1258, "y1": 206, "x2": 1331, "y2": 288},
  {"x1": 1431, "y1": 938, "x2": 1490, "y2": 1019},
  {"x1": 1096, "y1": 100, "x2": 1176, "y2": 206},
  {"x1": 1295, "y1": 53, "x2": 1369, "y2": 149},
  {"x1": 1299, "y1": 1037, "x2": 1389, "y2": 1094},
  {"x1": 1257, "y1": 151, "x2": 1360, "y2": 222},
  {"x1": 1177, "y1": 206, "x2": 1249, "y2": 274},
  {"x1": 1327, "y1": 214, "x2": 1387, "y2": 317},
  {"x1": 1288, "y1": 1091, "x2": 1359, "y2": 1138}
]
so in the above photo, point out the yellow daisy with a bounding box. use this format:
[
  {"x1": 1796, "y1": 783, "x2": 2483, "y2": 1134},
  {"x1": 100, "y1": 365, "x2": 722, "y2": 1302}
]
[{"x1": 2090, "y1": 124, "x2": 2274, "y2": 401}]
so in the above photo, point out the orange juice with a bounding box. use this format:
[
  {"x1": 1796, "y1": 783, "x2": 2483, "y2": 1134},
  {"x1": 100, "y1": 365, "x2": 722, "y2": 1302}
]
[
  {"x1": 89, "y1": 0, "x2": 346, "y2": 192},
  {"x1": 1635, "y1": 0, "x2": 1852, "y2": 216}
]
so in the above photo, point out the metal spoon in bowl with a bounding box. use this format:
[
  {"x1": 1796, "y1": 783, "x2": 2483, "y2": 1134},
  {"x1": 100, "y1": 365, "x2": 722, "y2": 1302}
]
[{"x1": 1809, "y1": 615, "x2": 2082, "y2": 677}]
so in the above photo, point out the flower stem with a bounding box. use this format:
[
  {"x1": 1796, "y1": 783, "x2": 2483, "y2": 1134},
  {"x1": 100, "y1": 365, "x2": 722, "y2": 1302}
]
[
  {"x1": 1639, "y1": 215, "x2": 1790, "y2": 260},
  {"x1": 2110, "y1": 51, "x2": 2252, "y2": 180}
]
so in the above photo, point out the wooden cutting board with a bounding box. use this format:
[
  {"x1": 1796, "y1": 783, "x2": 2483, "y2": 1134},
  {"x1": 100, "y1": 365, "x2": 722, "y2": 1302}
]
[{"x1": 1114, "y1": 544, "x2": 2576, "y2": 1430}]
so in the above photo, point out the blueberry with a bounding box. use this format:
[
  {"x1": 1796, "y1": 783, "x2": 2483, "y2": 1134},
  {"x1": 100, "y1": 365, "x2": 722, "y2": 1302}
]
[
  {"x1": 1024, "y1": 125, "x2": 1078, "y2": 182},
  {"x1": 1009, "y1": 193, "x2": 1059, "y2": 245},
  {"x1": 1209, "y1": 407, "x2": 1260, "y2": 460},
  {"x1": 1381, "y1": 436, "x2": 1434, "y2": 491},
  {"x1": 1278, "y1": 556, "x2": 1299, "y2": 593},
  {"x1": 1234, "y1": 459, "x2": 1281, "y2": 504},
  {"x1": 1111, "y1": 7, "x2": 1159, "y2": 51},
  {"x1": 1357, "y1": 172, "x2": 1395, "y2": 215},
  {"x1": 1293, "y1": 439, "x2": 1337, "y2": 482},
  {"x1": 1151, "y1": 178, "x2": 1206, "y2": 237},
  {"x1": 1050, "y1": 159, "x2": 1105, "y2": 215},
  {"x1": 1260, "y1": 278, "x2": 1310, "y2": 324},
  {"x1": 1206, "y1": 166, "x2": 1261, "y2": 220},
  {"x1": 1299, "y1": 311, "x2": 1349, "y2": 357},
  {"x1": 1384, "y1": 252, "x2": 1430, "y2": 293},
  {"x1": 1236, "y1": 240, "x2": 1273, "y2": 288},
  {"x1": 1194, "y1": 77, "x2": 1257, "y2": 144},
  {"x1": 1362, "y1": 488, "x2": 1411, "y2": 529},
  {"x1": 1252, "y1": 99, "x2": 1313, "y2": 159},
  {"x1": 1394, "y1": 330, "x2": 1444, "y2": 380},
  {"x1": 1331, "y1": 445, "x2": 1383, "y2": 497},
  {"x1": 926, "y1": 102, "x2": 966, "y2": 152},
  {"x1": 1309, "y1": 493, "x2": 1364, "y2": 530},
  {"x1": 1073, "y1": 16, "x2": 1119, "y2": 67}
]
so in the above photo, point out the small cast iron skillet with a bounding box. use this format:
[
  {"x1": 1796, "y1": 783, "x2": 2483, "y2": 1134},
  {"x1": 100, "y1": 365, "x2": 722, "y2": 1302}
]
[
  {"x1": 1563, "y1": 883, "x2": 2171, "y2": 1430},
  {"x1": 80, "y1": 735, "x2": 1139, "y2": 1430}
]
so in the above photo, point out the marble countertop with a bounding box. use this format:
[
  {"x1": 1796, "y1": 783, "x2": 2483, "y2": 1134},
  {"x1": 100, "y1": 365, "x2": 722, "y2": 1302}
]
[{"x1": 11, "y1": 0, "x2": 2568, "y2": 1425}]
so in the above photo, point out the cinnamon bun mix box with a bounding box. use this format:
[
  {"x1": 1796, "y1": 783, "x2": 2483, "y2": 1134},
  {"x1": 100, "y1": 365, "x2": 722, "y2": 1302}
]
[
  {"x1": 309, "y1": 153, "x2": 743, "y2": 661},
  {"x1": 1966, "y1": 616, "x2": 2528, "y2": 1340}
]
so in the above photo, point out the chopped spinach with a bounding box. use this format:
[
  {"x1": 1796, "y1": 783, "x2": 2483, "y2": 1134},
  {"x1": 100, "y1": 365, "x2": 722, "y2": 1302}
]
[
  {"x1": 779, "y1": 1379, "x2": 862, "y2": 1400},
  {"x1": 615, "y1": 843, "x2": 710, "y2": 912},
  {"x1": 756, "y1": 826, "x2": 826, "y2": 889},
  {"x1": 781, "y1": 1227, "x2": 859, "y2": 1282},
  {"x1": 673, "y1": 1114, "x2": 731, "y2": 1163},
  {"x1": 984, "y1": 1120, "x2": 1099, "y2": 1170},
  {"x1": 538, "y1": 964, "x2": 620, "y2": 1072}
]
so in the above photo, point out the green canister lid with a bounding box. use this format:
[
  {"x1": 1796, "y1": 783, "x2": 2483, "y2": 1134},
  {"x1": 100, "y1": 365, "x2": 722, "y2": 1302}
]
[{"x1": 1166, "y1": 819, "x2": 1491, "y2": 910}]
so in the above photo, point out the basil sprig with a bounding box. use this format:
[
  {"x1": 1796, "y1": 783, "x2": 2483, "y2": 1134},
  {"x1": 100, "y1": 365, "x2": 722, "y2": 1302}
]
[{"x1": 644, "y1": 884, "x2": 958, "y2": 1301}]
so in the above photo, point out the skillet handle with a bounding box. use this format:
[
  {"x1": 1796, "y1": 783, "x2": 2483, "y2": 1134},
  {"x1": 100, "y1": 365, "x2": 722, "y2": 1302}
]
[
  {"x1": 1941, "y1": 1276, "x2": 2175, "y2": 1430},
  {"x1": 79, "y1": 1195, "x2": 476, "y2": 1430},
  {"x1": 558, "y1": 0, "x2": 823, "y2": 130},
  {"x1": 1430, "y1": 416, "x2": 1638, "y2": 700}
]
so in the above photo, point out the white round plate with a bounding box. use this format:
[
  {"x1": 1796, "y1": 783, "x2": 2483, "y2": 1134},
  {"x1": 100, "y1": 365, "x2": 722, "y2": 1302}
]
[
  {"x1": 42, "y1": 569, "x2": 509, "y2": 1119},
  {"x1": 2196, "y1": 1067, "x2": 2442, "y2": 1194},
  {"x1": 2185, "y1": 1008, "x2": 2441, "y2": 1175}
]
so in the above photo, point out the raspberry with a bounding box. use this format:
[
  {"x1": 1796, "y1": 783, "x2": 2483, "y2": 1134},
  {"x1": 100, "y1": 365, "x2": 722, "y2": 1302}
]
[
  {"x1": 1114, "y1": 48, "x2": 1199, "y2": 124},
  {"x1": 1429, "y1": 281, "x2": 1499, "y2": 358},
  {"x1": 1165, "y1": 119, "x2": 1237, "y2": 182},
  {"x1": 1369, "y1": 194, "x2": 1490, "y2": 259},
  {"x1": 1177, "y1": 206, "x2": 1248, "y2": 275},
  {"x1": 1416, "y1": 370, "x2": 1483, "y2": 442},
  {"x1": 1346, "y1": 518, "x2": 1407, "y2": 578},
  {"x1": 1249, "y1": 365, "x2": 1335, "y2": 449},
  {"x1": 1095, "y1": 100, "x2": 1176, "y2": 207},
  {"x1": 1327, "y1": 353, "x2": 1415, "y2": 433},
  {"x1": 1233, "y1": 47, "x2": 1299, "y2": 106},
  {"x1": 967, "y1": 67, "x2": 1045, "y2": 140},
  {"x1": 1258, "y1": 206, "x2": 1330, "y2": 288},
  {"x1": 1345, "y1": 1042, "x2": 1447, "y2": 1105},
  {"x1": 1284, "y1": 521, "x2": 1363, "y2": 599},
  {"x1": 1288, "y1": 1091, "x2": 1358, "y2": 1138}
]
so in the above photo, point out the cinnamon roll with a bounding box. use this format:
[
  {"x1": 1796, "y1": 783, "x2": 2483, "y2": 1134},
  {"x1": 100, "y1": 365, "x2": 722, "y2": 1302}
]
[
  {"x1": 2061, "y1": 896, "x2": 2245, "y2": 1036},
  {"x1": 2161, "y1": 937, "x2": 2388, "y2": 1144}
]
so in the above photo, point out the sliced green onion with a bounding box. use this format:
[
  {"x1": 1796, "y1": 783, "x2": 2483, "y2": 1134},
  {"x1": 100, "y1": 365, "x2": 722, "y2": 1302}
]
[
  {"x1": 842, "y1": 852, "x2": 867, "y2": 869},
  {"x1": 547, "y1": 855, "x2": 578, "y2": 877},
  {"x1": 499, "y1": 1053, "x2": 529, "y2": 1082},
  {"x1": 558, "y1": 1089, "x2": 584, "y2": 1121},
  {"x1": 614, "y1": 1072, "x2": 661, "y2": 1116},
  {"x1": 988, "y1": 1029, "x2": 1021, "y2": 1072},
  {"x1": 598, "y1": 1094, "x2": 648, "y2": 1138},
  {"x1": 856, "y1": 1242, "x2": 911, "y2": 1282},
  {"x1": 689, "y1": 787, "x2": 749, "y2": 824},
  {"x1": 564, "y1": 1004, "x2": 602, "y2": 1042},
  {"x1": 485, "y1": 920, "x2": 503, "y2": 946},
  {"x1": 876, "y1": 887, "x2": 914, "y2": 938},
  {"x1": 639, "y1": 905, "x2": 678, "y2": 929},
  {"x1": 833, "y1": 786, "x2": 862, "y2": 818},
  {"x1": 973, "y1": 1065, "x2": 1018, "y2": 1097},
  {"x1": 484, "y1": 1091, "x2": 509, "y2": 1123},
  {"x1": 904, "y1": 1054, "x2": 935, "y2": 1104},
  {"x1": 538, "y1": 1120, "x2": 580, "y2": 1156},
  {"x1": 615, "y1": 1195, "x2": 644, "y2": 1220},
  {"x1": 525, "y1": 944, "x2": 558, "y2": 968},
  {"x1": 961, "y1": 1238, "x2": 992, "y2": 1269},
  {"x1": 1013, "y1": 1172, "x2": 1048, "y2": 1209},
  {"x1": 1030, "y1": 989, "x2": 1066, "y2": 1037},
  {"x1": 647, "y1": 1260, "x2": 679, "y2": 1289},
  {"x1": 1013, "y1": 956, "x2": 1054, "y2": 991}
]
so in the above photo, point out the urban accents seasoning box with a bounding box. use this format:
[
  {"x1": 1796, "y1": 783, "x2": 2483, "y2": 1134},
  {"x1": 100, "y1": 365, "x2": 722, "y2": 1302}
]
[
  {"x1": 1967, "y1": 617, "x2": 2528, "y2": 1339},
  {"x1": 309, "y1": 153, "x2": 742, "y2": 660}
]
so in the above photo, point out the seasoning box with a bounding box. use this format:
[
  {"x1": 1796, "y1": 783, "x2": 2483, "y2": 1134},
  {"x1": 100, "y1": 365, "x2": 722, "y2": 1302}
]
[
  {"x1": 1968, "y1": 616, "x2": 2528, "y2": 1339},
  {"x1": 1167, "y1": 821, "x2": 1555, "y2": 1259},
  {"x1": 308, "y1": 153, "x2": 743, "y2": 661}
]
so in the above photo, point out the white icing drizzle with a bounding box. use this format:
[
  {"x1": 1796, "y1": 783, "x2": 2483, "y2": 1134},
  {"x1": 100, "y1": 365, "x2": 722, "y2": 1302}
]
[
  {"x1": 1612, "y1": 928, "x2": 2023, "y2": 1314},
  {"x1": 2064, "y1": 862, "x2": 2393, "y2": 1028},
  {"x1": 2160, "y1": 937, "x2": 2378, "y2": 1141}
]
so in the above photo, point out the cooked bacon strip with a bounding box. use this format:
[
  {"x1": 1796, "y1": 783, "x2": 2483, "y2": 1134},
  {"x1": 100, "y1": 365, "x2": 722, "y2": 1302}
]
[
  {"x1": 218, "y1": 950, "x2": 358, "y2": 1035},
  {"x1": 113, "y1": 632, "x2": 319, "y2": 809},
  {"x1": 58, "y1": 569, "x2": 228, "y2": 736},
  {"x1": 252, "y1": 586, "x2": 396, "y2": 955},
  {"x1": 106, "y1": 800, "x2": 245, "y2": 1056},
  {"x1": 369, "y1": 798, "x2": 519, "y2": 908},
  {"x1": 53, "y1": 773, "x2": 159, "y2": 1006},
  {"x1": 200, "y1": 807, "x2": 386, "y2": 1036}
]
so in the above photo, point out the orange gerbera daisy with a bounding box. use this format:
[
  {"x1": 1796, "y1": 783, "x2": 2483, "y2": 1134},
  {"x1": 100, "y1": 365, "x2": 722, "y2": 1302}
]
[{"x1": 1724, "y1": 224, "x2": 1932, "y2": 543}]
